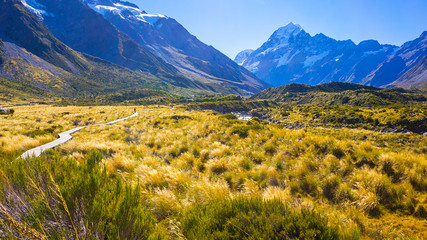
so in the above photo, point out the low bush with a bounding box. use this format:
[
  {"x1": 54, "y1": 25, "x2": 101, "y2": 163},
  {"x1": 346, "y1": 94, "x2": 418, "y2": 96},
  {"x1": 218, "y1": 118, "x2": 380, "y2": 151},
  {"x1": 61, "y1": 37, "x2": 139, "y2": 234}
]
[
  {"x1": 170, "y1": 115, "x2": 192, "y2": 120},
  {"x1": 231, "y1": 123, "x2": 261, "y2": 138},
  {"x1": 219, "y1": 114, "x2": 238, "y2": 120},
  {"x1": 181, "y1": 197, "x2": 340, "y2": 239}
]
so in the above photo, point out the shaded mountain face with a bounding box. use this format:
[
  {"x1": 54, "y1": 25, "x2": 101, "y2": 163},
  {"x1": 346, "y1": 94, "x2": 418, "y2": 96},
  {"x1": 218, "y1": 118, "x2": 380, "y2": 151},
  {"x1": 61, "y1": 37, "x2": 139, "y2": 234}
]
[
  {"x1": 365, "y1": 32, "x2": 427, "y2": 88},
  {"x1": 236, "y1": 23, "x2": 400, "y2": 87},
  {"x1": 15, "y1": 0, "x2": 269, "y2": 96},
  {"x1": 20, "y1": 0, "x2": 178, "y2": 76},
  {"x1": 0, "y1": 0, "x2": 201, "y2": 98},
  {"x1": 0, "y1": 35, "x2": 97, "y2": 97},
  {"x1": 80, "y1": 0, "x2": 269, "y2": 95},
  {"x1": 0, "y1": 0, "x2": 96, "y2": 96},
  {"x1": 0, "y1": 0, "x2": 88, "y2": 74},
  {"x1": 391, "y1": 55, "x2": 427, "y2": 89}
]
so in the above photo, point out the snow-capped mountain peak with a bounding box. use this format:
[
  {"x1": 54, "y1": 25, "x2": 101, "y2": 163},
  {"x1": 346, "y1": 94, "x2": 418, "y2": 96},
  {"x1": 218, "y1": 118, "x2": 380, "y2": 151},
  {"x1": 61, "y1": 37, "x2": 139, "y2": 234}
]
[
  {"x1": 260, "y1": 22, "x2": 307, "y2": 50},
  {"x1": 270, "y1": 22, "x2": 304, "y2": 40},
  {"x1": 236, "y1": 23, "x2": 402, "y2": 87},
  {"x1": 83, "y1": 0, "x2": 167, "y2": 26}
]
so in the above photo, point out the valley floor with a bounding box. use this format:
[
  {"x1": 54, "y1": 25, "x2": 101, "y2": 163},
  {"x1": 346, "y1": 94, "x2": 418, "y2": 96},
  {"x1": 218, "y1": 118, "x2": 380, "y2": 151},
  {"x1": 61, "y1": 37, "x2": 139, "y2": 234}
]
[{"x1": 0, "y1": 105, "x2": 426, "y2": 239}]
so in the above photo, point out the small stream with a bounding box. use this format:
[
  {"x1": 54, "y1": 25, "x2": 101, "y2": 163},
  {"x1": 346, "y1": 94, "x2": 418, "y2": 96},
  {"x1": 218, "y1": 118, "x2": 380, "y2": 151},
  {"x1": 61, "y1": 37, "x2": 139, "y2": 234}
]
[{"x1": 231, "y1": 112, "x2": 253, "y2": 121}]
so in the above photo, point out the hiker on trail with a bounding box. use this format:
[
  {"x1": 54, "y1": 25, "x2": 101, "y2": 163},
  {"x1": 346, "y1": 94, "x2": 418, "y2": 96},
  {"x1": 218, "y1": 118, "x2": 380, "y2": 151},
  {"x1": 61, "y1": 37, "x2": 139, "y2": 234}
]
[{"x1": 134, "y1": 108, "x2": 136, "y2": 113}]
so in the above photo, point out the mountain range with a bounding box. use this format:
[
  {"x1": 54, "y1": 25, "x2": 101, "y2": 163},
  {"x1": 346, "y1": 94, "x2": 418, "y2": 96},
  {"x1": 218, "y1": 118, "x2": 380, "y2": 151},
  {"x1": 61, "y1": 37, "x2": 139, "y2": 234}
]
[
  {"x1": 0, "y1": 0, "x2": 268, "y2": 102},
  {"x1": 235, "y1": 23, "x2": 426, "y2": 89},
  {"x1": 0, "y1": 0, "x2": 157, "y2": 99},
  {"x1": 0, "y1": 0, "x2": 425, "y2": 102},
  {"x1": 81, "y1": 0, "x2": 268, "y2": 94}
]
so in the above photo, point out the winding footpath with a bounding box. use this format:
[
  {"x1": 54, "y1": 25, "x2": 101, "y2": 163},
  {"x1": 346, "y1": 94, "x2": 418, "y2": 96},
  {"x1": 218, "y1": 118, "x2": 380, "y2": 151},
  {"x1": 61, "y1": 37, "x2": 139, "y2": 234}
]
[{"x1": 19, "y1": 112, "x2": 139, "y2": 159}]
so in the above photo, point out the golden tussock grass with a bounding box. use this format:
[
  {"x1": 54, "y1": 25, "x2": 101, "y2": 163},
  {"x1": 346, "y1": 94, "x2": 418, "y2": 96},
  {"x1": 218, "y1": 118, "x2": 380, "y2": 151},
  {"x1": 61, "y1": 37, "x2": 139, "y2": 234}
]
[{"x1": 2, "y1": 104, "x2": 426, "y2": 238}]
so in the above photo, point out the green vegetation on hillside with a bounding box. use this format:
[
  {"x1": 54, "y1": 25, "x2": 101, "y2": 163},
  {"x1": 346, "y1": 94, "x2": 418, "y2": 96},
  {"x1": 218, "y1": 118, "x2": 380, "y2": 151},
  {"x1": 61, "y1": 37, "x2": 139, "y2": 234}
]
[
  {"x1": 252, "y1": 104, "x2": 427, "y2": 134},
  {"x1": 186, "y1": 99, "x2": 277, "y2": 113},
  {"x1": 251, "y1": 82, "x2": 427, "y2": 107},
  {"x1": 417, "y1": 80, "x2": 427, "y2": 93},
  {"x1": 0, "y1": 77, "x2": 55, "y2": 105}
]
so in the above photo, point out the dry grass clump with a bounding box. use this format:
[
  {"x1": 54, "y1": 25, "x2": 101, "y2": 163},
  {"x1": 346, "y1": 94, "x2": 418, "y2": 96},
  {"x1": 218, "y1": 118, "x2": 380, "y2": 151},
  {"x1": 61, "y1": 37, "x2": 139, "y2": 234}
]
[
  {"x1": 106, "y1": 153, "x2": 137, "y2": 173},
  {"x1": 262, "y1": 186, "x2": 292, "y2": 202},
  {"x1": 206, "y1": 158, "x2": 228, "y2": 175},
  {"x1": 185, "y1": 178, "x2": 230, "y2": 205},
  {"x1": 149, "y1": 189, "x2": 182, "y2": 220},
  {"x1": 135, "y1": 165, "x2": 166, "y2": 189}
]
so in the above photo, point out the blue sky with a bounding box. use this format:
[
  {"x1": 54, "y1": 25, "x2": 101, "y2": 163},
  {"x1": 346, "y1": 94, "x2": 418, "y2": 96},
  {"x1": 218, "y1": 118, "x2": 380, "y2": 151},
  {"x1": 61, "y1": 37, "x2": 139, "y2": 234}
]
[{"x1": 130, "y1": 0, "x2": 427, "y2": 59}]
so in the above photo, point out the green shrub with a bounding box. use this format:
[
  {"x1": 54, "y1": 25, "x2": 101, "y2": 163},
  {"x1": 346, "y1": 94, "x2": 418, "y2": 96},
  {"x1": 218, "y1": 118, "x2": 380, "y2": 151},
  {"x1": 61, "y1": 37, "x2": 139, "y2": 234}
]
[
  {"x1": 220, "y1": 114, "x2": 238, "y2": 120},
  {"x1": 231, "y1": 124, "x2": 261, "y2": 138},
  {"x1": 0, "y1": 150, "x2": 156, "y2": 239},
  {"x1": 181, "y1": 197, "x2": 340, "y2": 240},
  {"x1": 251, "y1": 117, "x2": 261, "y2": 123},
  {"x1": 170, "y1": 115, "x2": 192, "y2": 120},
  {"x1": 26, "y1": 126, "x2": 60, "y2": 138}
]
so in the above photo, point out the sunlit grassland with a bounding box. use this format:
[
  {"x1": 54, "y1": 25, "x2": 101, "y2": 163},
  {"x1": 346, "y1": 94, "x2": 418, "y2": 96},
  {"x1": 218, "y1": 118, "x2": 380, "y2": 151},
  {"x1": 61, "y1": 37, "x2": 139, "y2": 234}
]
[
  {"x1": 0, "y1": 105, "x2": 139, "y2": 158},
  {"x1": 0, "y1": 104, "x2": 426, "y2": 239}
]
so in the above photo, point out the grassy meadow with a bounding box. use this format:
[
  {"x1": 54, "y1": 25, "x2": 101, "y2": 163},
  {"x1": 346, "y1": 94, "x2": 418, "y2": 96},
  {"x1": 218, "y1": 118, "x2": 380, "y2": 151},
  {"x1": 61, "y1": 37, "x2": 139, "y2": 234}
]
[{"x1": 0, "y1": 104, "x2": 426, "y2": 239}]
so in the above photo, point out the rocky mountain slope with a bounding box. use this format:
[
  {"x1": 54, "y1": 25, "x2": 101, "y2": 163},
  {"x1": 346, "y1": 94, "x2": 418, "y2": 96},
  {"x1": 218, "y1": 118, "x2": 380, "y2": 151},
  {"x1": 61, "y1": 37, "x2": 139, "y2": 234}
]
[
  {"x1": 0, "y1": 0, "x2": 88, "y2": 74},
  {"x1": 0, "y1": 0, "x2": 200, "y2": 99},
  {"x1": 21, "y1": 0, "x2": 178, "y2": 76},
  {"x1": 236, "y1": 23, "x2": 426, "y2": 89},
  {"x1": 0, "y1": 0, "x2": 270, "y2": 100},
  {"x1": 364, "y1": 31, "x2": 427, "y2": 88},
  {"x1": 80, "y1": 0, "x2": 269, "y2": 95}
]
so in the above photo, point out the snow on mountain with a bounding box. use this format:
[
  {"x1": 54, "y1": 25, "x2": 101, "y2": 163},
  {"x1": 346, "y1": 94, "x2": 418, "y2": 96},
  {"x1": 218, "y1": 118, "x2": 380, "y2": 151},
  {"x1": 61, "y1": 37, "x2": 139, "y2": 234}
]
[
  {"x1": 79, "y1": 0, "x2": 270, "y2": 95},
  {"x1": 236, "y1": 22, "x2": 400, "y2": 87},
  {"x1": 234, "y1": 49, "x2": 254, "y2": 66},
  {"x1": 84, "y1": 0, "x2": 167, "y2": 25},
  {"x1": 303, "y1": 51, "x2": 329, "y2": 68},
  {"x1": 20, "y1": 0, "x2": 54, "y2": 20},
  {"x1": 269, "y1": 22, "x2": 303, "y2": 44},
  {"x1": 245, "y1": 61, "x2": 260, "y2": 72},
  {"x1": 276, "y1": 51, "x2": 299, "y2": 67},
  {"x1": 255, "y1": 23, "x2": 306, "y2": 58},
  {"x1": 362, "y1": 47, "x2": 386, "y2": 57},
  {"x1": 20, "y1": 0, "x2": 269, "y2": 95}
]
